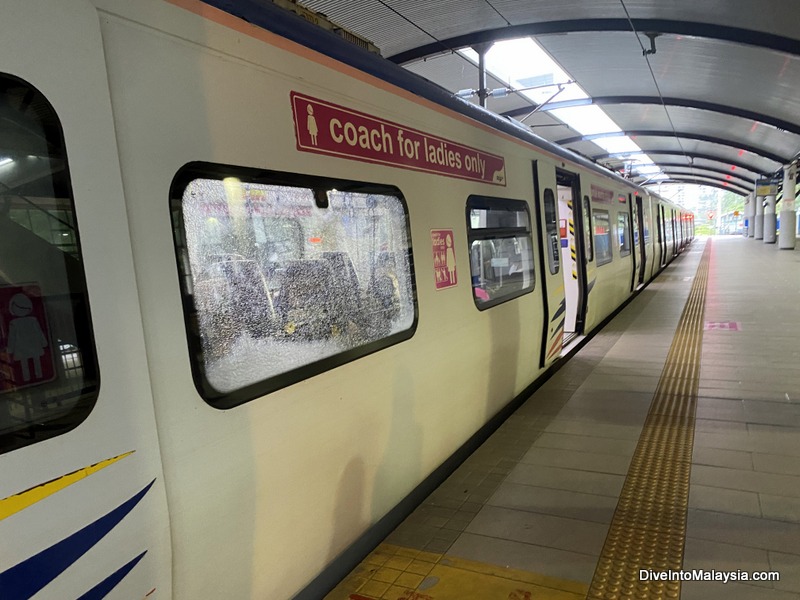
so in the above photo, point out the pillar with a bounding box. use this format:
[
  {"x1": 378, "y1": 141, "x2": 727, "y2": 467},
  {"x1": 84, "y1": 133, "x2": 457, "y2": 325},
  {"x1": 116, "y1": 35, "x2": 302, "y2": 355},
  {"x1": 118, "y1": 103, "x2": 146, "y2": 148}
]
[
  {"x1": 764, "y1": 193, "x2": 777, "y2": 243},
  {"x1": 779, "y1": 163, "x2": 797, "y2": 249},
  {"x1": 745, "y1": 192, "x2": 755, "y2": 237},
  {"x1": 754, "y1": 193, "x2": 765, "y2": 239}
]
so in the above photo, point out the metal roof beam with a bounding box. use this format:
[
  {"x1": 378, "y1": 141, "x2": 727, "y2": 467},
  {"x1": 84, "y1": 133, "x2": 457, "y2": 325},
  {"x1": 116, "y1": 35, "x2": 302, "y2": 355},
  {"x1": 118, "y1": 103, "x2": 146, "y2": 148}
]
[
  {"x1": 632, "y1": 168, "x2": 753, "y2": 192},
  {"x1": 624, "y1": 163, "x2": 755, "y2": 185},
  {"x1": 388, "y1": 19, "x2": 800, "y2": 64},
  {"x1": 643, "y1": 176, "x2": 749, "y2": 196},
  {"x1": 556, "y1": 130, "x2": 789, "y2": 164},
  {"x1": 593, "y1": 149, "x2": 768, "y2": 176},
  {"x1": 501, "y1": 96, "x2": 800, "y2": 137}
]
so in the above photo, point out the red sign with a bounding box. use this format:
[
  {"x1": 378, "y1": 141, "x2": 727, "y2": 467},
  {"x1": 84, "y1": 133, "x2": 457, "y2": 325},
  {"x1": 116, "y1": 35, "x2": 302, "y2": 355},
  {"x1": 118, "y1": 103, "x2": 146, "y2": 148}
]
[
  {"x1": 0, "y1": 284, "x2": 55, "y2": 391},
  {"x1": 431, "y1": 229, "x2": 457, "y2": 289},
  {"x1": 291, "y1": 92, "x2": 506, "y2": 186}
]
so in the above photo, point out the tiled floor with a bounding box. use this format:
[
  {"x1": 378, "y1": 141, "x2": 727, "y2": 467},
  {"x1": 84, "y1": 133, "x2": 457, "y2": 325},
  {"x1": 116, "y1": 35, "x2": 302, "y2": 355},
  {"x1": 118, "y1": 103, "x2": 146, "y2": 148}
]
[{"x1": 326, "y1": 236, "x2": 800, "y2": 600}]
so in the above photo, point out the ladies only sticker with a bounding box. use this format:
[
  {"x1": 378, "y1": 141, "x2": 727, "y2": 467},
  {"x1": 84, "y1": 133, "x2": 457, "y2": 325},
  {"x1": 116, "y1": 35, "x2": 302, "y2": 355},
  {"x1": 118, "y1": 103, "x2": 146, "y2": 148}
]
[
  {"x1": 431, "y1": 230, "x2": 457, "y2": 290},
  {"x1": 291, "y1": 92, "x2": 506, "y2": 186}
]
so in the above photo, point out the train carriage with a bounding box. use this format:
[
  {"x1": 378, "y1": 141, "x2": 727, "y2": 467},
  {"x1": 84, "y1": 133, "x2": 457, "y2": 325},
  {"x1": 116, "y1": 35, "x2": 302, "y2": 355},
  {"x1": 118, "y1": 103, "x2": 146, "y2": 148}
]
[{"x1": 0, "y1": 1, "x2": 691, "y2": 598}]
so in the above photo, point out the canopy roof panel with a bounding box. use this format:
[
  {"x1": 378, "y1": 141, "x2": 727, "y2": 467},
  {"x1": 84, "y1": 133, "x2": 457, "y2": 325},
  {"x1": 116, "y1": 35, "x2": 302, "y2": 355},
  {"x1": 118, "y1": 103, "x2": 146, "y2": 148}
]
[{"x1": 296, "y1": 0, "x2": 800, "y2": 193}]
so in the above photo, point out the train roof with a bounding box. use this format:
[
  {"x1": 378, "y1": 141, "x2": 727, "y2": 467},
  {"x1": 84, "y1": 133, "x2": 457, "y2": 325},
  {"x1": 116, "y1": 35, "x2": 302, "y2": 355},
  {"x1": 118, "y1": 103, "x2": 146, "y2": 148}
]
[{"x1": 204, "y1": 0, "x2": 688, "y2": 207}]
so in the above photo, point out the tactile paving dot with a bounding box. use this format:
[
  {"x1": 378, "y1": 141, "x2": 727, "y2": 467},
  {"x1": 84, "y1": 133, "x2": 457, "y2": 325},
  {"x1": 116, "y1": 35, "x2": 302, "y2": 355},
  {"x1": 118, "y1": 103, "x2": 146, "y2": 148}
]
[{"x1": 587, "y1": 242, "x2": 711, "y2": 600}]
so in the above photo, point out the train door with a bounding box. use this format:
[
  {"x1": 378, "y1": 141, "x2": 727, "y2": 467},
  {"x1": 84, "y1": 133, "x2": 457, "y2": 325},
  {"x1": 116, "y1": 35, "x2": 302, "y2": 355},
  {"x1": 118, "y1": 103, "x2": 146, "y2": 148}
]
[
  {"x1": 0, "y1": 4, "x2": 171, "y2": 599},
  {"x1": 532, "y1": 162, "x2": 589, "y2": 368},
  {"x1": 658, "y1": 204, "x2": 668, "y2": 267},
  {"x1": 635, "y1": 195, "x2": 647, "y2": 286},
  {"x1": 672, "y1": 209, "x2": 678, "y2": 254},
  {"x1": 627, "y1": 193, "x2": 638, "y2": 292},
  {"x1": 555, "y1": 169, "x2": 588, "y2": 342},
  {"x1": 533, "y1": 162, "x2": 562, "y2": 367}
]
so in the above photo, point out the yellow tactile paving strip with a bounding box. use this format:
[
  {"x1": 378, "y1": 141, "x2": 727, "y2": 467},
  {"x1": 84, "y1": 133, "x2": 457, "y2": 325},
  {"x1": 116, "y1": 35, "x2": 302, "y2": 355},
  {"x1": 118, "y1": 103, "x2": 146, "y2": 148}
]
[
  {"x1": 325, "y1": 543, "x2": 588, "y2": 600},
  {"x1": 587, "y1": 241, "x2": 711, "y2": 600}
]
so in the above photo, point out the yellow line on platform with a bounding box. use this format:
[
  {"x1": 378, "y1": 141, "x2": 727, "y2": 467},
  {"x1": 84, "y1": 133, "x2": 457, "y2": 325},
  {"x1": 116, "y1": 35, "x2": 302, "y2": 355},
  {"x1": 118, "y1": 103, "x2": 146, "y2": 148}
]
[{"x1": 587, "y1": 241, "x2": 711, "y2": 600}]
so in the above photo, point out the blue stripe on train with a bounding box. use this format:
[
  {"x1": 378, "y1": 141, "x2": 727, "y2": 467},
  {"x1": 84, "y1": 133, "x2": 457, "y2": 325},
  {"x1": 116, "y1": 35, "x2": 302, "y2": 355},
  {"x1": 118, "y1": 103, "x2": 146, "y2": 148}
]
[
  {"x1": 0, "y1": 480, "x2": 154, "y2": 600},
  {"x1": 77, "y1": 551, "x2": 147, "y2": 600}
]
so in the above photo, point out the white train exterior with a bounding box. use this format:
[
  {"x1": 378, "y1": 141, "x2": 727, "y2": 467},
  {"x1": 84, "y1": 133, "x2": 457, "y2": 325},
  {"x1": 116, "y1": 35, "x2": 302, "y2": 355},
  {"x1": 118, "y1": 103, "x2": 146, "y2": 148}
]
[{"x1": 0, "y1": 1, "x2": 693, "y2": 598}]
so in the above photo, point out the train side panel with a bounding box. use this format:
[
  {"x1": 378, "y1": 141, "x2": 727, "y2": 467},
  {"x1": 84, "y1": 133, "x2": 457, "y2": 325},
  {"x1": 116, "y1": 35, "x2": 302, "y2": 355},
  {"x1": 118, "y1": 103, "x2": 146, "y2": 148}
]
[
  {"x1": 579, "y1": 174, "x2": 637, "y2": 331},
  {"x1": 96, "y1": 0, "x2": 555, "y2": 596}
]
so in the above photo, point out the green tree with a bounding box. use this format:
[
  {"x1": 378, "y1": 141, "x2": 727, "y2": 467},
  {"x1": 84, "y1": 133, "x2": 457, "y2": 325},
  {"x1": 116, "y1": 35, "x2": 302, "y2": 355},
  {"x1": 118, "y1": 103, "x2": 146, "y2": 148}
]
[{"x1": 720, "y1": 191, "x2": 744, "y2": 215}]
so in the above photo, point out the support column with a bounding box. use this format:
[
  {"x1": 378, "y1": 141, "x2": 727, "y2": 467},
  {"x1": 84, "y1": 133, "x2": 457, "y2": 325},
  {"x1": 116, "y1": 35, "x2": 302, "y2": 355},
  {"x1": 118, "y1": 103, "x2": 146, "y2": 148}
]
[
  {"x1": 475, "y1": 43, "x2": 490, "y2": 108},
  {"x1": 754, "y1": 193, "x2": 765, "y2": 239},
  {"x1": 779, "y1": 163, "x2": 797, "y2": 249},
  {"x1": 745, "y1": 192, "x2": 755, "y2": 237},
  {"x1": 764, "y1": 193, "x2": 777, "y2": 243}
]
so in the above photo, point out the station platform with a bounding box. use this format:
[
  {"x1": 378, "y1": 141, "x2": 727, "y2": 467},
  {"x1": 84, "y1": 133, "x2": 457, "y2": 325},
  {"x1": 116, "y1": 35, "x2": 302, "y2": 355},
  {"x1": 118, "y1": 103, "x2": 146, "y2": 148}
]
[{"x1": 324, "y1": 236, "x2": 800, "y2": 600}]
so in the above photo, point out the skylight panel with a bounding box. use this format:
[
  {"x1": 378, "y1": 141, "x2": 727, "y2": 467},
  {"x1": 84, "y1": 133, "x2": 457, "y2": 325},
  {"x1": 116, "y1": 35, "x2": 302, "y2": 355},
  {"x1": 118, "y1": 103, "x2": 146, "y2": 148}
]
[{"x1": 458, "y1": 38, "x2": 665, "y2": 182}]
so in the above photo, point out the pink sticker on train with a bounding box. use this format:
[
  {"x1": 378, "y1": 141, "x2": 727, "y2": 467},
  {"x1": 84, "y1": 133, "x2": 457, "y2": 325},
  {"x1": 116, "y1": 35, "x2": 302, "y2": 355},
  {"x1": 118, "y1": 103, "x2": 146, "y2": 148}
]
[
  {"x1": 0, "y1": 284, "x2": 56, "y2": 391},
  {"x1": 431, "y1": 229, "x2": 457, "y2": 289},
  {"x1": 291, "y1": 91, "x2": 506, "y2": 186}
]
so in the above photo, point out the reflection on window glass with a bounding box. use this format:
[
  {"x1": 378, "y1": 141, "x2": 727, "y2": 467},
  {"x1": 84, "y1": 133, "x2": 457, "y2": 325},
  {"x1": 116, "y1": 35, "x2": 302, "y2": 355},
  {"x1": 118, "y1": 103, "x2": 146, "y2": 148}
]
[
  {"x1": 0, "y1": 74, "x2": 99, "y2": 454},
  {"x1": 618, "y1": 212, "x2": 631, "y2": 256},
  {"x1": 172, "y1": 171, "x2": 416, "y2": 405},
  {"x1": 583, "y1": 195, "x2": 593, "y2": 262},
  {"x1": 467, "y1": 196, "x2": 534, "y2": 308},
  {"x1": 593, "y1": 209, "x2": 612, "y2": 266},
  {"x1": 543, "y1": 188, "x2": 559, "y2": 274}
]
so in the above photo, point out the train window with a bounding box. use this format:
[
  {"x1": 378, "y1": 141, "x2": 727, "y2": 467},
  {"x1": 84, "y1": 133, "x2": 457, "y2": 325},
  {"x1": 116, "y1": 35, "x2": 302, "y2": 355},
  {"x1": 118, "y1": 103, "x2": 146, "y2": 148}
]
[
  {"x1": 466, "y1": 196, "x2": 534, "y2": 309},
  {"x1": 0, "y1": 74, "x2": 99, "y2": 454},
  {"x1": 618, "y1": 212, "x2": 632, "y2": 257},
  {"x1": 583, "y1": 195, "x2": 593, "y2": 262},
  {"x1": 593, "y1": 209, "x2": 613, "y2": 266},
  {"x1": 542, "y1": 188, "x2": 560, "y2": 275},
  {"x1": 170, "y1": 164, "x2": 417, "y2": 407},
  {"x1": 664, "y1": 208, "x2": 674, "y2": 244}
]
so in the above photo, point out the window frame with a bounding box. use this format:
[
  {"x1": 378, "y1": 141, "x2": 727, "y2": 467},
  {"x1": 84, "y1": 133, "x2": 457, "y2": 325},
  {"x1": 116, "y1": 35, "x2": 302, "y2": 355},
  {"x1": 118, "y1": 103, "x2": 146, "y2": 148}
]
[
  {"x1": 542, "y1": 188, "x2": 560, "y2": 275},
  {"x1": 0, "y1": 73, "x2": 100, "y2": 454},
  {"x1": 618, "y1": 211, "x2": 632, "y2": 257},
  {"x1": 593, "y1": 208, "x2": 613, "y2": 266},
  {"x1": 169, "y1": 162, "x2": 418, "y2": 409},
  {"x1": 466, "y1": 195, "x2": 535, "y2": 311}
]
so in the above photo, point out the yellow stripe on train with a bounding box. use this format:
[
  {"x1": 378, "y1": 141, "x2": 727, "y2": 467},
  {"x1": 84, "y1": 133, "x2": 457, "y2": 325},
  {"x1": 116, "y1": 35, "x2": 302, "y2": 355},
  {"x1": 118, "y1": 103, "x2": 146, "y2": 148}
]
[{"x1": 0, "y1": 451, "x2": 134, "y2": 521}]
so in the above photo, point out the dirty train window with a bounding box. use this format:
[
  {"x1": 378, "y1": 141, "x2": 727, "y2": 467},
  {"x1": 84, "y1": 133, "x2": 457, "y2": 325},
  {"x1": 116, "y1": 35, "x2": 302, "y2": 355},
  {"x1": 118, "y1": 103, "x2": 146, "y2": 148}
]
[{"x1": 170, "y1": 166, "x2": 417, "y2": 408}]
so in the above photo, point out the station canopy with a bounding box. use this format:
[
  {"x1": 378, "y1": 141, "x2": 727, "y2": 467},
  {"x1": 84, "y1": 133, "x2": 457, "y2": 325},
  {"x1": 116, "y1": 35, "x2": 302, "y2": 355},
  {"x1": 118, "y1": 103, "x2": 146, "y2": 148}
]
[{"x1": 296, "y1": 0, "x2": 800, "y2": 197}]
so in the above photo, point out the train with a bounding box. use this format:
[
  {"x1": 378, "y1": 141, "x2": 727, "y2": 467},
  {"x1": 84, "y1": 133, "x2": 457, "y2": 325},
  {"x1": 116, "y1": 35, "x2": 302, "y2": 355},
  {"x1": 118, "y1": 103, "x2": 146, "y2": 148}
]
[{"x1": 0, "y1": 1, "x2": 693, "y2": 598}]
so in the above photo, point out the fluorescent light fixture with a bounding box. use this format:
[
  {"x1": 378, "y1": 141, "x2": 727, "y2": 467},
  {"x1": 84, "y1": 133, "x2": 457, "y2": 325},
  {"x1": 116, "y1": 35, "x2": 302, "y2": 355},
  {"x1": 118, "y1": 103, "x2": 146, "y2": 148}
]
[{"x1": 0, "y1": 157, "x2": 13, "y2": 167}]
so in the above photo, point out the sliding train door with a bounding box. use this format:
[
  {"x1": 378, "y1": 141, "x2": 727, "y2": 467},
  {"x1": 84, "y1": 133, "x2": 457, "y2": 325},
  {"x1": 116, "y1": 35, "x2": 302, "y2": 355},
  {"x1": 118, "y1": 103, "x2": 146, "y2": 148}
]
[
  {"x1": 658, "y1": 203, "x2": 668, "y2": 268},
  {"x1": 556, "y1": 169, "x2": 589, "y2": 341},
  {"x1": 532, "y1": 162, "x2": 588, "y2": 368},
  {"x1": 635, "y1": 195, "x2": 647, "y2": 286}
]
